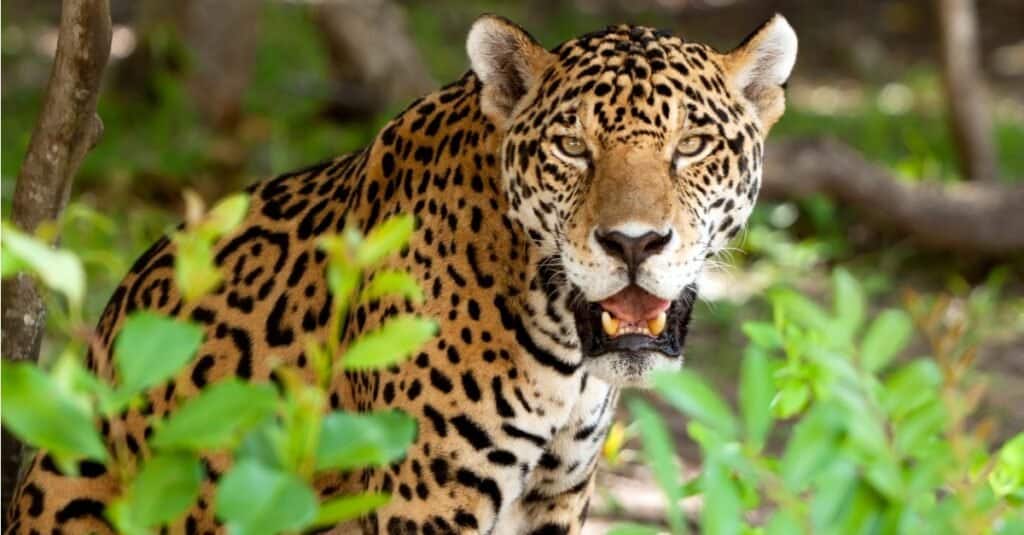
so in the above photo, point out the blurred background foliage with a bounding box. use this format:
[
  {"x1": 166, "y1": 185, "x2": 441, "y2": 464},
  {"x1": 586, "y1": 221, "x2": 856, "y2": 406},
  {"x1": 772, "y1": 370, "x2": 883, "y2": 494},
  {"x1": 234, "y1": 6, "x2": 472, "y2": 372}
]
[{"x1": 2, "y1": 0, "x2": 1023, "y2": 530}]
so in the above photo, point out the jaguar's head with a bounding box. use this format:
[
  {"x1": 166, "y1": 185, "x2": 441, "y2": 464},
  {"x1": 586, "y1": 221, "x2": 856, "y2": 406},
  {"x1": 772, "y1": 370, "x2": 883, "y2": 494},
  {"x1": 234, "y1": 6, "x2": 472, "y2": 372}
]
[{"x1": 468, "y1": 15, "x2": 797, "y2": 386}]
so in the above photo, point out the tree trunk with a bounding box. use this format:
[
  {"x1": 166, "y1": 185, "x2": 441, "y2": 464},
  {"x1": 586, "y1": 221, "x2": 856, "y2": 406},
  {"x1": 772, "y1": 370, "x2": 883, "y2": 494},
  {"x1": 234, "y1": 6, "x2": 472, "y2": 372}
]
[
  {"x1": 1, "y1": 0, "x2": 112, "y2": 515},
  {"x1": 936, "y1": 0, "x2": 999, "y2": 182},
  {"x1": 312, "y1": 0, "x2": 435, "y2": 120},
  {"x1": 178, "y1": 0, "x2": 262, "y2": 130},
  {"x1": 112, "y1": 0, "x2": 183, "y2": 102}
]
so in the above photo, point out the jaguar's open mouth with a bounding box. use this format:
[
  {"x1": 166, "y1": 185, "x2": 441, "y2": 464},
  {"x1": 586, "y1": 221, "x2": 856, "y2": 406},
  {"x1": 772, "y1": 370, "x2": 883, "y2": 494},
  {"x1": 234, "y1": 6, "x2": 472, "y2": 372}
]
[{"x1": 571, "y1": 284, "x2": 697, "y2": 357}]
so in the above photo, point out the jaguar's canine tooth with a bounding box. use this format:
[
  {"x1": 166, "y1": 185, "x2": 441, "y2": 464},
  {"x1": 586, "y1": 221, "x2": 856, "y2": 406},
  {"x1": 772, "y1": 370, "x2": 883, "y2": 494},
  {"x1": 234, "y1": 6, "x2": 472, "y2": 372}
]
[
  {"x1": 647, "y1": 311, "x2": 667, "y2": 337},
  {"x1": 601, "y1": 311, "x2": 620, "y2": 337}
]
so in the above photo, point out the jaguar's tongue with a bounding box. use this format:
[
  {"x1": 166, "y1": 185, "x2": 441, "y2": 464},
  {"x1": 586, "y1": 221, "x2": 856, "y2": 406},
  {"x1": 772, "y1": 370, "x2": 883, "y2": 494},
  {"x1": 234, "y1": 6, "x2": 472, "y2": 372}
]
[{"x1": 599, "y1": 286, "x2": 671, "y2": 323}]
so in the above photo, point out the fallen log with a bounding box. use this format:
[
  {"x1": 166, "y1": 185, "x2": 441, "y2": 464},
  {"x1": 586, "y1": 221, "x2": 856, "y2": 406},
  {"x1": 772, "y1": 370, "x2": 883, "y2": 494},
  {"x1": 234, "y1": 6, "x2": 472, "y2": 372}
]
[{"x1": 763, "y1": 138, "x2": 1024, "y2": 255}]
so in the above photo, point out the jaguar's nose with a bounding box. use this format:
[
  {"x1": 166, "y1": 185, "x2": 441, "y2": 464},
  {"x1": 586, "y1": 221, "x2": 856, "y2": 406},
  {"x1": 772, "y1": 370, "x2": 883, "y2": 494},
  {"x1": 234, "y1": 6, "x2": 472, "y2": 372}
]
[{"x1": 594, "y1": 228, "x2": 673, "y2": 278}]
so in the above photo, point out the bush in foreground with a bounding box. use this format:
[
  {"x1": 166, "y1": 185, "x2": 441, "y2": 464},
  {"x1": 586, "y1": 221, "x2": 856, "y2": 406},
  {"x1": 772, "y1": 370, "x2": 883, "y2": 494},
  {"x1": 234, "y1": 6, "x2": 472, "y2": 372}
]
[{"x1": 617, "y1": 270, "x2": 1024, "y2": 535}]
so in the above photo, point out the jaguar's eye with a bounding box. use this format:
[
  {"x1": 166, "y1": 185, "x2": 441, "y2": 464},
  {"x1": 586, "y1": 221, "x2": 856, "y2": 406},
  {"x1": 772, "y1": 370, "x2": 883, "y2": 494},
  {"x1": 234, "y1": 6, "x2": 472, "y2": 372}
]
[
  {"x1": 556, "y1": 136, "x2": 588, "y2": 158},
  {"x1": 676, "y1": 135, "x2": 710, "y2": 158}
]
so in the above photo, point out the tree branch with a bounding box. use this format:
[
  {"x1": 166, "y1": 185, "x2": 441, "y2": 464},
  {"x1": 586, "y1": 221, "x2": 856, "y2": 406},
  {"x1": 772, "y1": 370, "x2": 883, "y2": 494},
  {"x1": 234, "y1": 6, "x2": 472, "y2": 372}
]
[
  {"x1": 179, "y1": 0, "x2": 261, "y2": 130},
  {"x1": 762, "y1": 138, "x2": 1024, "y2": 255},
  {"x1": 2, "y1": 0, "x2": 111, "y2": 514}
]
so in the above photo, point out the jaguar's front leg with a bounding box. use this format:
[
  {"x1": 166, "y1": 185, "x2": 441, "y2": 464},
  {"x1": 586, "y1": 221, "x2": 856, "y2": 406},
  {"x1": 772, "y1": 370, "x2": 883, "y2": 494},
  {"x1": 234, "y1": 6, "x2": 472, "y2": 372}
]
[{"x1": 518, "y1": 471, "x2": 596, "y2": 535}]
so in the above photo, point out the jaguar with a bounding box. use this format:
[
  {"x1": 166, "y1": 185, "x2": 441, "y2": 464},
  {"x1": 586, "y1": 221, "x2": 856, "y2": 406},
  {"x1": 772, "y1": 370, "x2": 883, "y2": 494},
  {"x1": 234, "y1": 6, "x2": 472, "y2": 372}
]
[{"x1": 7, "y1": 13, "x2": 797, "y2": 534}]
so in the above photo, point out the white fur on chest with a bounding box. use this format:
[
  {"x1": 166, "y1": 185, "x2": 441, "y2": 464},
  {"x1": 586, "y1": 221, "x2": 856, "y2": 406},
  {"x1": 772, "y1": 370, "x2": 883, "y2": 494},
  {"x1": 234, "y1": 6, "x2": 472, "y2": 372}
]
[{"x1": 493, "y1": 370, "x2": 617, "y2": 533}]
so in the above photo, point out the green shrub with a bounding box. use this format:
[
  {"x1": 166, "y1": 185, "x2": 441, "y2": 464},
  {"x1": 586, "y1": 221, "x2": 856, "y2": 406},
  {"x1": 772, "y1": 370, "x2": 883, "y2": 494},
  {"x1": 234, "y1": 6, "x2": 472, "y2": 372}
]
[
  {"x1": 2, "y1": 197, "x2": 433, "y2": 534},
  {"x1": 617, "y1": 269, "x2": 1024, "y2": 535}
]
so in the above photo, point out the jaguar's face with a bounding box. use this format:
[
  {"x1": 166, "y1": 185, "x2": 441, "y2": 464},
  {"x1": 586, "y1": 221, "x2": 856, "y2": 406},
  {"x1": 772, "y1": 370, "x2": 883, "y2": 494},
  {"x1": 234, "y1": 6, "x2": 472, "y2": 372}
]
[{"x1": 469, "y1": 15, "x2": 797, "y2": 386}]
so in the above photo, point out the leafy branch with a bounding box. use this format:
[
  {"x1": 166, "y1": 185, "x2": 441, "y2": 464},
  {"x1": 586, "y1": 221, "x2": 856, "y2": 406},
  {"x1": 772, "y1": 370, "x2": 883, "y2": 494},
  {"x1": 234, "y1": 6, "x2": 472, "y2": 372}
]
[
  {"x1": 616, "y1": 269, "x2": 1024, "y2": 534},
  {"x1": 2, "y1": 199, "x2": 434, "y2": 534}
]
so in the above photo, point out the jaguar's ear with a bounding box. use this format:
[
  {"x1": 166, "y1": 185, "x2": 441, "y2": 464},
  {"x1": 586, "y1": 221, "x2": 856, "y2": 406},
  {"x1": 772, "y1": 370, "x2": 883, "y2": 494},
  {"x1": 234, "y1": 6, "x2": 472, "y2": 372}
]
[
  {"x1": 467, "y1": 15, "x2": 554, "y2": 127},
  {"x1": 723, "y1": 14, "x2": 797, "y2": 130}
]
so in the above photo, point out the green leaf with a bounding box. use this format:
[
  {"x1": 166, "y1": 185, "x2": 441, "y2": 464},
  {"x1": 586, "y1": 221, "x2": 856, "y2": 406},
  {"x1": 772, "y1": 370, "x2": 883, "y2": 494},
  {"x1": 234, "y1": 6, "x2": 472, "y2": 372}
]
[
  {"x1": 50, "y1": 350, "x2": 109, "y2": 414},
  {"x1": 173, "y1": 232, "x2": 222, "y2": 303},
  {"x1": 990, "y1": 433, "x2": 1024, "y2": 497},
  {"x1": 277, "y1": 378, "x2": 325, "y2": 474},
  {"x1": 113, "y1": 312, "x2": 203, "y2": 399},
  {"x1": 771, "y1": 380, "x2": 811, "y2": 419},
  {"x1": 893, "y1": 401, "x2": 946, "y2": 455},
  {"x1": 780, "y1": 406, "x2": 841, "y2": 492},
  {"x1": 742, "y1": 322, "x2": 783, "y2": 350},
  {"x1": 313, "y1": 493, "x2": 391, "y2": 526},
  {"x1": 701, "y1": 454, "x2": 742, "y2": 535},
  {"x1": 0, "y1": 362, "x2": 107, "y2": 464},
  {"x1": 200, "y1": 193, "x2": 250, "y2": 238},
  {"x1": 356, "y1": 214, "x2": 415, "y2": 267},
  {"x1": 652, "y1": 370, "x2": 738, "y2": 439},
  {"x1": 50, "y1": 350, "x2": 122, "y2": 420},
  {"x1": 1, "y1": 240, "x2": 29, "y2": 276},
  {"x1": 360, "y1": 270, "x2": 425, "y2": 304},
  {"x1": 687, "y1": 420, "x2": 727, "y2": 454},
  {"x1": 1, "y1": 221, "x2": 85, "y2": 309},
  {"x1": 770, "y1": 289, "x2": 832, "y2": 334},
  {"x1": 882, "y1": 359, "x2": 942, "y2": 418},
  {"x1": 316, "y1": 410, "x2": 417, "y2": 471},
  {"x1": 215, "y1": 459, "x2": 317, "y2": 535},
  {"x1": 832, "y1": 268, "x2": 866, "y2": 342},
  {"x1": 680, "y1": 475, "x2": 703, "y2": 498},
  {"x1": 805, "y1": 346, "x2": 859, "y2": 387},
  {"x1": 318, "y1": 233, "x2": 356, "y2": 261},
  {"x1": 833, "y1": 482, "x2": 884, "y2": 533},
  {"x1": 628, "y1": 398, "x2": 686, "y2": 535},
  {"x1": 306, "y1": 340, "x2": 333, "y2": 388},
  {"x1": 864, "y1": 455, "x2": 904, "y2": 501},
  {"x1": 324, "y1": 253, "x2": 360, "y2": 318},
  {"x1": 997, "y1": 433, "x2": 1024, "y2": 469},
  {"x1": 236, "y1": 421, "x2": 285, "y2": 470},
  {"x1": 765, "y1": 510, "x2": 802, "y2": 535},
  {"x1": 108, "y1": 453, "x2": 202, "y2": 532},
  {"x1": 341, "y1": 315, "x2": 437, "y2": 370},
  {"x1": 809, "y1": 459, "x2": 858, "y2": 527},
  {"x1": 860, "y1": 309, "x2": 912, "y2": 373},
  {"x1": 843, "y1": 401, "x2": 889, "y2": 459},
  {"x1": 739, "y1": 348, "x2": 775, "y2": 448},
  {"x1": 995, "y1": 516, "x2": 1024, "y2": 535},
  {"x1": 151, "y1": 379, "x2": 278, "y2": 451},
  {"x1": 735, "y1": 470, "x2": 760, "y2": 512},
  {"x1": 606, "y1": 524, "x2": 664, "y2": 535}
]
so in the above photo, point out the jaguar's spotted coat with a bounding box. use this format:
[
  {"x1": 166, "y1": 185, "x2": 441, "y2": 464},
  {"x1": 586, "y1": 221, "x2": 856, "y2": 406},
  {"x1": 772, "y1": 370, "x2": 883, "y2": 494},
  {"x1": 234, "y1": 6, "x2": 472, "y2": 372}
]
[{"x1": 7, "y1": 14, "x2": 796, "y2": 535}]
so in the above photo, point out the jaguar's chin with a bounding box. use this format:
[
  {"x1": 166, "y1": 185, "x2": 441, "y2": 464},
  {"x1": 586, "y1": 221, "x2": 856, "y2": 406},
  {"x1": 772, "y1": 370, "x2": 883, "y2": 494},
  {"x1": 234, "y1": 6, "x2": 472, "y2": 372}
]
[{"x1": 570, "y1": 284, "x2": 697, "y2": 387}]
